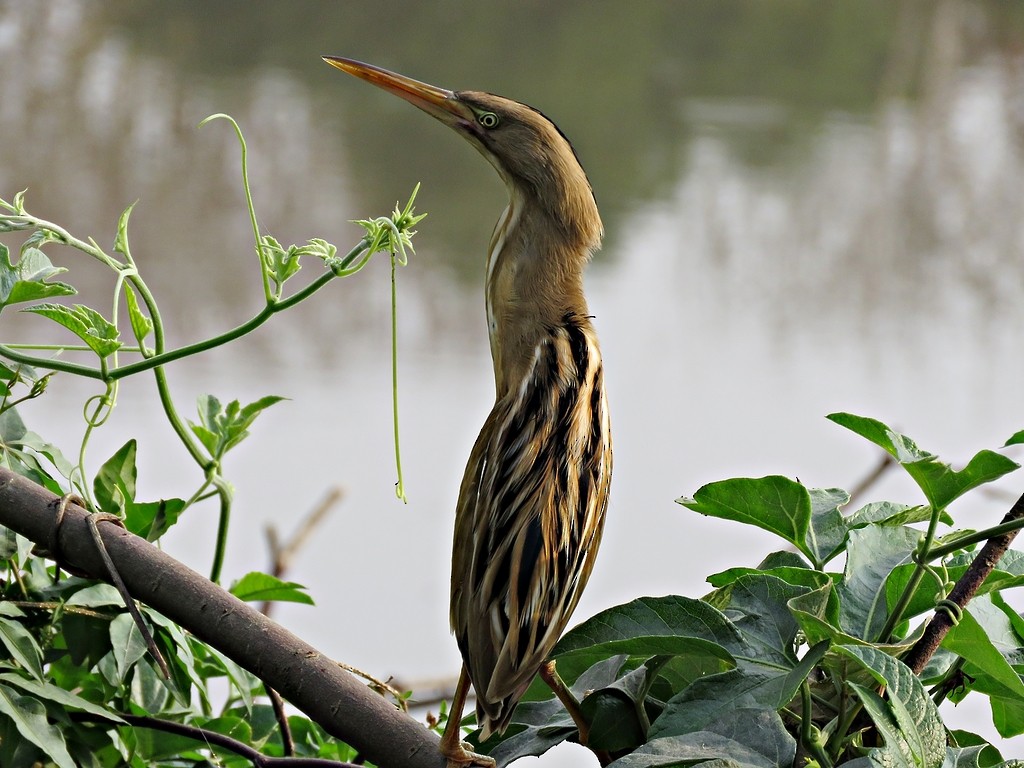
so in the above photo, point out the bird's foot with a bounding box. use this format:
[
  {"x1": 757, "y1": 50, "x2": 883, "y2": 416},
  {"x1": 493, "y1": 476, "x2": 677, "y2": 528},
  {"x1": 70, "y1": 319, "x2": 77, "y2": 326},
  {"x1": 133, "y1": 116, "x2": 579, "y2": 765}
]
[{"x1": 441, "y1": 740, "x2": 495, "y2": 768}]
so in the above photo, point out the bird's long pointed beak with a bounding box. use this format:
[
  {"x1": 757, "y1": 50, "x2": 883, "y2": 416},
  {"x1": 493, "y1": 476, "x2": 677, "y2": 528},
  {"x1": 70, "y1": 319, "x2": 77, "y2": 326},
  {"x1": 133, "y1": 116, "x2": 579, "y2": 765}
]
[{"x1": 323, "y1": 56, "x2": 474, "y2": 129}]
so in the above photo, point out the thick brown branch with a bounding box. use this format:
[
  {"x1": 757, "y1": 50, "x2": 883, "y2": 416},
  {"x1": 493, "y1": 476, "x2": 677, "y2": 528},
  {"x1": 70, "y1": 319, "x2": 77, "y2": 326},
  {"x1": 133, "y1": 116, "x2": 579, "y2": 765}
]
[
  {"x1": 903, "y1": 490, "x2": 1024, "y2": 675},
  {"x1": 0, "y1": 469, "x2": 445, "y2": 768}
]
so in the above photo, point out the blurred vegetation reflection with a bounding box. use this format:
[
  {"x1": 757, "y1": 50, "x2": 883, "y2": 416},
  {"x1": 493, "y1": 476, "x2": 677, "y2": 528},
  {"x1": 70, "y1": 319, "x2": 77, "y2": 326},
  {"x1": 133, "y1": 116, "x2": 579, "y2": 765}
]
[{"x1": 1, "y1": 0, "x2": 1023, "y2": 329}]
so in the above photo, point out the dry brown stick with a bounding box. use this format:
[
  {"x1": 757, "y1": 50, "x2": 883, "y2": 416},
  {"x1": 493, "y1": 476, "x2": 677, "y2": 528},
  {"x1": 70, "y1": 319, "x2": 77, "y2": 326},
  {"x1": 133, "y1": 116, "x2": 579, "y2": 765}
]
[
  {"x1": 846, "y1": 454, "x2": 895, "y2": 507},
  {"x1": 261, "y1": 487, "x2": 344, "y2": 616},
  {"x1": 73, "y1": 711, "x2": 353, "y2": 767},
  {"x1": 0, "y1": 469, "x2": 446, "y2": 768},
  {"x1": 903, "y1": 490, "x2": 1024, "y2": 675}
]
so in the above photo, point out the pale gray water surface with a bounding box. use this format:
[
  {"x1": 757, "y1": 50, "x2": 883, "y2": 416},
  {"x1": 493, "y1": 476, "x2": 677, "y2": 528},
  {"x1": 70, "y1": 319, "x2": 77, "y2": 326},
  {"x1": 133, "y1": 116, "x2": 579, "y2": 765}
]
[{"x1": 2, "y1": 2, "x2": 1024, "y2": 762}]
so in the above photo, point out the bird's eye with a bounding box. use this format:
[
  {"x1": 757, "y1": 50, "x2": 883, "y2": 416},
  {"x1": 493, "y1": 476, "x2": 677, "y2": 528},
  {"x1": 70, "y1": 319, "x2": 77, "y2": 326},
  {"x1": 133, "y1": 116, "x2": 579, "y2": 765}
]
[{"x1": 478, "y1": 112, "x2": 500, "y2": 129}]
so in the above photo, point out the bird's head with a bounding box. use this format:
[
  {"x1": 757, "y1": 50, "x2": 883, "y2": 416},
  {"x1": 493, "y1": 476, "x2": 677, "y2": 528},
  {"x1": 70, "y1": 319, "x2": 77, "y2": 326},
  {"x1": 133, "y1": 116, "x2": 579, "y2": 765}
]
[{"x1": 323, "y1": 57, "x2": 602, "y2": 251}]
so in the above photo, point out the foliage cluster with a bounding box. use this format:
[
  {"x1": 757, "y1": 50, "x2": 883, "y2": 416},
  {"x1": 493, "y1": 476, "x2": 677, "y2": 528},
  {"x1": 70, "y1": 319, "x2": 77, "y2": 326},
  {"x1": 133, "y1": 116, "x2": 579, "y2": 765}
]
[
  {"x1": 0, "y1": 116, "x2": 422, "y2": 766},
  {"x1": 1, "y1": 116, "x2": 1024, "y2": 768},
  {"x1": 477, "y1": 417, "x2": 1024, "y2": 766}
]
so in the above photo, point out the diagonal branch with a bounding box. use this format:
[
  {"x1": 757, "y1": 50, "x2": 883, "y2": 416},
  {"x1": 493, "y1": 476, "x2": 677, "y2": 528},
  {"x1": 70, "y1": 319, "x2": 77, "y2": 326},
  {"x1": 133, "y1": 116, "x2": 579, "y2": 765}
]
[
  {"x1": 903, "y1": 490, "x2": 1024, "y2": 674},
  {"x1": 0, "y1": 468, "x2": 446, "y2": 768}
]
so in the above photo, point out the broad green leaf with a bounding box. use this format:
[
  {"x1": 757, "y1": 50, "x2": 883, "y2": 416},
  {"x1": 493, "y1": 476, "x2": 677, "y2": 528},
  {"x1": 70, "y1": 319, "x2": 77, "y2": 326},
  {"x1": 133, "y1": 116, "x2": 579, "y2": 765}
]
[
  {"x1": 0, "y1": 244, "x2": 75, "y2": 311},
  {"x1": 991, "y1": 698, "x2": 1024, "y2": 741},
  {"x1": 66, "y1": 583, "x2": 123, "y2": 608},
  {"x1": 837, "y1": 524, "x2": 921, "y2": 641},
  {"x1": 678, "y1": 476, "x2": 811, "y2": 559},
  {"x1": 21, "y1": 302, "x2": 122, "y2": 358},
  {"x1": 943, "y1": 601, "x2": 1024, "y2": 703},
  {"x1": 828, "y1": 413, "x2": 1019, "y2": 509},
  {"x1": 805, "y1": 486, "x2": 850, "y2": 566},
  {"x1": 948, "y1": 730, "x2": 1003, "y2": 767},
  {"x1": 130, "y1": 658, "x2": 170, "y2": 715},
  {"x1": 631, "y1": 708, "x2": 796, "y2": 767},
  {"x1": 0, "y1": 616, "x2": 44, "y2": 681},
  {"x1": 1005, "y1": 431, "x2": 1024, "y2": 447},
  {"x1": 16, "y1": 430, "x2": 75, "y2": 480},
  {"x1": 124, "y1": 285, "x2": 152, "y2": 345},
  {"x1": 551, "y1": 596, "x2": 740, "y2": 685},
  {"x1": 707, "y1": 565, "x2": 831, "y2": 592},
  {"x1": 93, "y1": 439, "x2": 137, "y2": 515},
  {"x1": 0, "y1": 683, "x2": 76, "y2": 768},
  {"x1": 705, "y1": 574, "x2": 809, "y2": 665},
  {"x1": 61, "y1": 612, "x2": 112, "y2": 667},
  {"x1": 204, "y1": 645, "x2": 258, "y2": 713},
  {"x1": 123, "y1": 497, "x2": 186, "y2": 541},
  {"x1": 481, "y1": 656, "x2": 621, "y2": 765},
  {"x1": 848, "y1": 500, "x2": 947, "y2": 528},
  {"x1": 0, "y1": 406, "x2": 26, "y2": 445},
  {"x1": 0, "y1": 673, "x2": 123, "y2": 723},
  {"x1": 580, "y1": 664, "x2": 650, "y2": 752},
  {"x1": 651, "y1": 639, "x2": 825, "y2": 745},
  {"x1": 836, "y1": 645, "x2": 945, "y2": 767},
  {"x1": 109, "y1": 612, "x2": 148, "y2": 684},
  {"x1": 229, "y1": 572, "x2": 314, "y2": 605}
]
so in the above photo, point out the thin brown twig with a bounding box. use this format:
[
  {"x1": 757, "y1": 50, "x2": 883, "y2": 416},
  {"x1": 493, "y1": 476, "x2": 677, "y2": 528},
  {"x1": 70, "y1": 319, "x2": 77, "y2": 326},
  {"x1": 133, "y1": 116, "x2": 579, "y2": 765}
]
[
  {"x1": 265, "y1": 683, "x2": 295, "y2": 756},
  {"x1": 903, "y1": 490, "x2": 1024, "y2": 674},
  {"x1": 72, "y1": 711, "x2": 356, "y2": 767},
  {"x1": 846, "y1": 454, "x2": 895, "y2": 507},
  {"x1": 337, "y1": 661, "x2": 409, "y2": 712},
  {"x1": 261, "y1": 487, "x2": 344, "y2": 616}
]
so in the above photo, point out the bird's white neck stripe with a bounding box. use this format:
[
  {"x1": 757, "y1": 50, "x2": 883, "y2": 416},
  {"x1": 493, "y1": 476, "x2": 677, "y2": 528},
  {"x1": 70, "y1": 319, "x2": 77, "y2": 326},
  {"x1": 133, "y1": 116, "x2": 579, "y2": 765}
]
[{"x1": 485, "y1": 194, "x2": 522, "y2": 340}]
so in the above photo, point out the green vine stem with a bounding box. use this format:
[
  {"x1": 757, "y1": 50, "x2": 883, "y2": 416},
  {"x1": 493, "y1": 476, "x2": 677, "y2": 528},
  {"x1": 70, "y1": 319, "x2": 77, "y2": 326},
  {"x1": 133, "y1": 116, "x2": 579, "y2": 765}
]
[
  {"x1": 1, "y1": 115, "x2": 424, "y2": 585},
  {"x1": 876, "y1": 502, "x2": 944, "y2": 643}
]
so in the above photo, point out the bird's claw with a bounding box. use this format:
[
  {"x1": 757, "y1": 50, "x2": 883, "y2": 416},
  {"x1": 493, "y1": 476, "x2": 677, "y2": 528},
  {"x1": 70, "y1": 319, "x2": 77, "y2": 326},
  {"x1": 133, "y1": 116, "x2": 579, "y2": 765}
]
[{"x1": 442, "y1": 741, "x2": 495, "y2": 768}]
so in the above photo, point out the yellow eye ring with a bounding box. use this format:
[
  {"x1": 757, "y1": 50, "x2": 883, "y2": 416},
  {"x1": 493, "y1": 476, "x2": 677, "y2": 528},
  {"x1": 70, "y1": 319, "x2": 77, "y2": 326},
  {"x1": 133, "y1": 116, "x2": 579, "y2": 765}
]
[{"x1": 478, "y1": 112, "x2": 500, "y2": 129}]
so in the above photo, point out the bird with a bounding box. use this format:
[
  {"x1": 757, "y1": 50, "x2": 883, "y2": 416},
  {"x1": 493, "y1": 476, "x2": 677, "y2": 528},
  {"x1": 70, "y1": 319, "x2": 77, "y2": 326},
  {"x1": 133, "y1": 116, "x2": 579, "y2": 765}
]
[{"x1": 323, "y1": 57, "x2": 612, "y2": 767}]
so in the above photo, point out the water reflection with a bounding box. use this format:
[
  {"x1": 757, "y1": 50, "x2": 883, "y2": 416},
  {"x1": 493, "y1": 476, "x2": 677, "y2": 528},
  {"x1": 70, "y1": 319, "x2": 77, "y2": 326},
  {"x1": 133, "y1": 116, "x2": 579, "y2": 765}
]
[{"x1": 3, "y1": 1, "x2": 1024, "y2": 760}]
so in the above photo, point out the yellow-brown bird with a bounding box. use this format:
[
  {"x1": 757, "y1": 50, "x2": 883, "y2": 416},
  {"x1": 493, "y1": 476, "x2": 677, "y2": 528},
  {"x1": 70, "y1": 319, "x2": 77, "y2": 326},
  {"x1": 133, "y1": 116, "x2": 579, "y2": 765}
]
[{"x1": 323, "y1": 57, "x2": 612, "y2": 767}]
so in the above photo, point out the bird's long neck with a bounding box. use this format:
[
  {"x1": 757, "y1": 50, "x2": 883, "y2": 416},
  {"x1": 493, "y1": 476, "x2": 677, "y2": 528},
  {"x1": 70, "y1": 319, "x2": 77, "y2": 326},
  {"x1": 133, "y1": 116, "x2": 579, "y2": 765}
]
[{"x1": 485, "y1": 186, "x2": 601, "y2": 398}]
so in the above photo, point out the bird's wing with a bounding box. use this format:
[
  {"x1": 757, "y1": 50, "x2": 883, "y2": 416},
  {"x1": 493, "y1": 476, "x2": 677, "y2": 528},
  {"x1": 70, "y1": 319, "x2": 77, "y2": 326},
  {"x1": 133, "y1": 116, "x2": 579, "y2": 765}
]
[{"x1": 450, "y1": 320, "x2": 611, "y2": 728}]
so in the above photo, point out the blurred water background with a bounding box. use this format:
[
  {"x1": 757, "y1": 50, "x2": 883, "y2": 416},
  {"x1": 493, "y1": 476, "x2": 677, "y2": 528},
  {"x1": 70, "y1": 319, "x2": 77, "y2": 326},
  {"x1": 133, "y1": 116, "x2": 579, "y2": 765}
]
[{"x1": 2, "y1": 1, "x2": 1024, "y2": 762}]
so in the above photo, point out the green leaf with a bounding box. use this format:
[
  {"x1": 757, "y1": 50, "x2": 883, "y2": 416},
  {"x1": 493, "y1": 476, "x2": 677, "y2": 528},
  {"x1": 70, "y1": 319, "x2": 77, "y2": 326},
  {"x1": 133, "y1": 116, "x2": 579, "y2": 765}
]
[
  {"x1": 114, "y1": 200, "x2": 136, "y2": 257},
  {"x1": 804, "y1": 486, "x2": 850, "y2": 566},
  {"x1": 0, "y1": 682, "x2": 76, "y2": 768},
  {"x1": 837, "y1": 524, "x2": 921, "y2": 641},
  {"x1": 943, "y1": 600, "x2": 1024, "y2": 704},
  {"x1": 678, "y1": 476, "x2": 811, "y2": 560},
  {"x1": 229, "y1": 572, "x2": 314, "y2": 605},
  {"x1": 479, "y1": 656, "x2": 620, "y2": 765},
  {"x1": 123, "y1": 497, "x2": 186, "y2": 541},
  {"x1": 21, "y1": 302, "x2": 122, "y2": 358},
  {"x1": 190, "y1": 393, "x2": 286, "y2": 459},
  {"x1": 124, "y1": 285, "x2": 152, "y2": 345},
  {"x1": 260, "y1": 235, "x2": 303, "y2": 290},
  {"x1": 1005, "y1": 431, "x2": 1024, "y2": 447},
  {"x1": 835, "y1": 644, "x2": 945, "y2": 767},
  {"x1": 66, "y1": 583, "x2": 123, "y2": 608},
  {"x1": 552, "y1": 596, "x2": 740, "y2": 684},
  {"x1": 0, "y1": 616, "x2": 44, "y2": 681},
  {"x1": 624, "y1": 708, "x2": 796, "y2": 767},
  {"x1": 828, "y1": 413, "x2": 1019, "y2": 509},
  {"x1": 93, "y1": 439, "x2": 137, "y2": 515},
  {"x1": 0, "y1": 244, "x2": 76, "y2": 311},
  {"x1": 108, "y1": 612, "x2": 149, "y2": 684},
  {"x1": 706, "y1": 574, "x2": 810, "y2": 665},
  {"x1": 0, "y1": 673, "x2": 124, "y2": 723},
  {"x1": 579, "y1": 664, "x2": 650, "y2": 752}
]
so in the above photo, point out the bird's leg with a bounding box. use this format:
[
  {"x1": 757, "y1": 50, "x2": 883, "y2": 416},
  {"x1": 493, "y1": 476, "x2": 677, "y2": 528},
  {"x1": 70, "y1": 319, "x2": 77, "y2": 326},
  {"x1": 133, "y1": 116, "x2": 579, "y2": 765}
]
[
  {"x1": 540, "y1": 661, "x2": 611, "y2": 765},
  {"x1": 439, "y1": 667, "x2": 495, "y2": 768}
]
